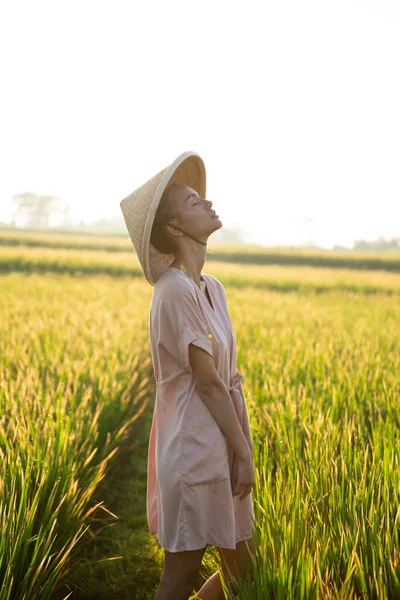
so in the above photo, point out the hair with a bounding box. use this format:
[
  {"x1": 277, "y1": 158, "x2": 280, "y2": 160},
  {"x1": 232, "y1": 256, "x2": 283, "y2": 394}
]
[{"x1": 150, "y1": 184, "x2": 182, "y2": 254}]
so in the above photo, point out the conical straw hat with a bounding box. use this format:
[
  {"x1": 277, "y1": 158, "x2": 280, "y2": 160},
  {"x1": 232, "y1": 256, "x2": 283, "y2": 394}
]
[{"x1": 120, "y1": 150, "x2": 206, "y2": 286}]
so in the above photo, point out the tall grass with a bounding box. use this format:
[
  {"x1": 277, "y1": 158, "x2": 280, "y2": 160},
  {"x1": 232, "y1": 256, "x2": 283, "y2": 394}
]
[
  {"x1": 202, "y1": 289, "x2": 400, "y2": 599},
  {"x1": 0, "y1": 274, "x2": 153, "y2": 599},
  {"x1": 2, "y1": 242, "x2": 400, "y2": 598}
]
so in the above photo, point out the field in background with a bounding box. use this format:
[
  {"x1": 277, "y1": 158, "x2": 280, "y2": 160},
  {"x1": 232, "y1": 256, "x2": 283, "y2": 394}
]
[
  {"x1": 1, "y1": 230, "x2": 400, "y2": 599},
  {"x1": 1, "y1": 227, "x2": 400, "y2": 271},
  {"x1": 2, "y1": 241, "x2": 400, "y2": 297}
]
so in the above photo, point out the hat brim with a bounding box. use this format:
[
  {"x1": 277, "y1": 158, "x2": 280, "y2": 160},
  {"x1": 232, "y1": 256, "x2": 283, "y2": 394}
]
[{"x1": 142, "y1": 151, "x2": 206, "y2": 286}]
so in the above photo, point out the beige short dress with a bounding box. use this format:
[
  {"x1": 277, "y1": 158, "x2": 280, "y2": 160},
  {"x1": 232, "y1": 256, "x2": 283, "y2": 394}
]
[{"x1": 146, "y1": 267, "x2": 255, "y2": 552}]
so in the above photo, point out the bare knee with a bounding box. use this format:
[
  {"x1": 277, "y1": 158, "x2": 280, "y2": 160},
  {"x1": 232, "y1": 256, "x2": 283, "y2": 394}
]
[
  {"x1": 161, "y1": 567, "x2": 199, "y2": 590},
  {"x1": 157, "y1": 546, "x2": 207, "y2": 598},
  {"x1": 156, "y1": 574, "x2": 196, "y2": 600},
  {"x1": 217, "y1": 537, "x2": 255, "y2": 582}
]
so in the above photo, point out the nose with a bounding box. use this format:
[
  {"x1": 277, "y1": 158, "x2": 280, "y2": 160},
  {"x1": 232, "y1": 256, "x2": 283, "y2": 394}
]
[{"x1": 206, "y1": 199, "x2": 213, "y2": 210}]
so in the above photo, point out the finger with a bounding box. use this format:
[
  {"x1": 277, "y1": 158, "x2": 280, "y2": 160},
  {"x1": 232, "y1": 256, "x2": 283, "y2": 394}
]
[
  {"x1": 239, "y1": 486, "x2": 252, "y2": 501},
  {"x1": 234, "y1": 486, "x2": 247, "y2": 499},
  {"x1": 232, "y1": 482, "x2": 243, "y2": 496}
]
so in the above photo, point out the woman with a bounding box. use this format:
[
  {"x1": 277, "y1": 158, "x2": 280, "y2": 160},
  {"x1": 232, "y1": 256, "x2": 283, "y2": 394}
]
[{"x1": 120, "y1": 151, "x2": 255, "y2": 600}]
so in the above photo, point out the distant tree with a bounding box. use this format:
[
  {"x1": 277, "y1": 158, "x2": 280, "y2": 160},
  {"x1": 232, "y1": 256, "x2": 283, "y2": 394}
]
[
  {"x1": 353, "y1": 236, "x2": 400, "y2": 251},
  {"x1": 11, "y1": 193, "x2": 70, "y2": 229},
  {"x1": 333, "y1": 244, "x2": 350, "y2": 251}
]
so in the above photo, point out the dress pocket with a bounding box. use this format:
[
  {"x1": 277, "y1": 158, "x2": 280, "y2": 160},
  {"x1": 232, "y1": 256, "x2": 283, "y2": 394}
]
[{"x1": 180, "y1": 418, "x2": 229, "y2": 487}]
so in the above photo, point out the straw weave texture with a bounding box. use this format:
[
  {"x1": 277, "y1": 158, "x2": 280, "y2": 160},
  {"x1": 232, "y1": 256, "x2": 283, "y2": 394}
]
[{"x1": 120, "y1": 152, "x2": 206, "y2": 285}]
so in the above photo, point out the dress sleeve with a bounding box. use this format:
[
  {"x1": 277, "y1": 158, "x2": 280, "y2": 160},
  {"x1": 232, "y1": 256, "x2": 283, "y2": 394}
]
[{"x1": 159, "y1": 285, "x2": 214, "y2": 374}]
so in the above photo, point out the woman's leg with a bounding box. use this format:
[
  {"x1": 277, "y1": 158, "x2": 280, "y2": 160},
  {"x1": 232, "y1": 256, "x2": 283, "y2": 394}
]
[
  {"x1": 155, "y1": 546, "x2": 208, "y2": 600},
  {"x1": 195, "y1": 537, "x2": 254, "y2": 599},
  {"x1": 195, "y1": 570, "x2": 225, "y2": 600}
]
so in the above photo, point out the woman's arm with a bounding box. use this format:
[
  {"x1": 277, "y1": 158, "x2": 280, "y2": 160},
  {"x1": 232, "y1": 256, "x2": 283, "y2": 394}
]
[{"x1": 188, "y1": 344, "x2": 252, "y2": 461}]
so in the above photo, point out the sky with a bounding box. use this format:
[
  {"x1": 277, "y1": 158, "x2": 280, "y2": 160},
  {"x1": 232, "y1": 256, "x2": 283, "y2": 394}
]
[{"x1": 0, "y1": 0, "x2": 399, "y2": 248}]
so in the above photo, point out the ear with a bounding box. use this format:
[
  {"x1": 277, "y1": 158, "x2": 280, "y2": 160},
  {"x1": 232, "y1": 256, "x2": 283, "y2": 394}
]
[{"x1": 166, "y1": 224, "x2": 183, "y2": 237}]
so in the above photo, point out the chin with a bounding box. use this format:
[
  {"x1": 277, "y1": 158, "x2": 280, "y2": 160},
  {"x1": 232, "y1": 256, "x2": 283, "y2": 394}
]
[{"x1": 205, "y1": 217, "x2": 222, "y2": 236}]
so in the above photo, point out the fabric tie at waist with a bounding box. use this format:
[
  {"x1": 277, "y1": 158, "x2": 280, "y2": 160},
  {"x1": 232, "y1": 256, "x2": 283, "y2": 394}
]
[
  {"x1": 226, "y1": 370, "x2": 254, "y2": 485},
  {"x1": 228, "y1": 371, "x2": 245, "y2": 426},
  {"x1": 228, "y1": 370, "x2": 244, "y2": 392}
]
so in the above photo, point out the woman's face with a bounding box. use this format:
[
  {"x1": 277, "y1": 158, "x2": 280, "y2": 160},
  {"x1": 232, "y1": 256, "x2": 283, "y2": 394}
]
[{"x1": 167, "y1": 182, "x2": 222, "y2": 240}]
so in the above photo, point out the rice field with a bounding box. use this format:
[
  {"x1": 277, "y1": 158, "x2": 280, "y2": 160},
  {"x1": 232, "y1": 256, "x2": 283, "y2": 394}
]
[{"x1": 1, "y1": 231, "x2": 399, "y2": 599}]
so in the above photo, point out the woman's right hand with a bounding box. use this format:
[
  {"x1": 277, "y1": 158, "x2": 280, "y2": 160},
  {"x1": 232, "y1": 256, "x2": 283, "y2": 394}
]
[{"x1": 231, "y1": 452, "x2": 254, "y2": 501}]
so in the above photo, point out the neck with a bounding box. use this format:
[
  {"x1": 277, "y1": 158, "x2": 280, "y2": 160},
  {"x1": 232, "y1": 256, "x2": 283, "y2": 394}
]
[{"x1": 170, "y1": 250, "x2": 207, "y2": 287}]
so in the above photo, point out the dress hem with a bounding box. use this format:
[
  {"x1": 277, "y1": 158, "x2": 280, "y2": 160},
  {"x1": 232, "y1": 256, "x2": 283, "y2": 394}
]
[{"x1": 148, "y1": 528, "x2": 253, "y2": 553}]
